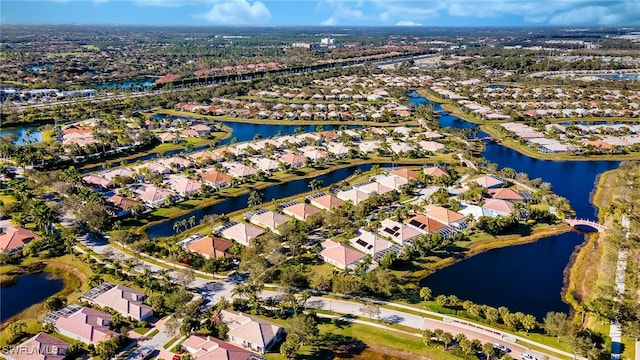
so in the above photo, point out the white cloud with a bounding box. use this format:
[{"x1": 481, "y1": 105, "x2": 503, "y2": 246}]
[
  {"x1": 196, "y1": 0, "x2": 271, "y2": 24},
  {"x1": 318, "y1": 0, "x2": 366, "y2": 25},
  {"x1": 328, "y1": 0, "x2": 640, "y2": 26},
  {"x1": 395, "y1": 20, "x2": 421, "y2": 26}
]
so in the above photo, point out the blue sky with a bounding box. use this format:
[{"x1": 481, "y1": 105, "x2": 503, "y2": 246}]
[{"x1": 2, "y1": 0, "x2": 639, "y2": 26}]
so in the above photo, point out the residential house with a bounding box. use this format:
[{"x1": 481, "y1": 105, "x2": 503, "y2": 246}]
[
  {"x1": 187, "y1": 236, "x2": 233, "y2": 259},
  {"x1": 308, "y1": 194, "x2": 344, "y2": 211},
  {"x1": 377, "y1": 218, "x2": 424, "y2": 246},
  {"x1": 423, "y1": 205, "x2": 468, "y2": 230},
  {"x1": 373, "y1": 174, "x2": 408, "y2": 191},
  {"x1": 219, "y1": 222, "x2": 264, "y2": 247},
  {"x1": 199, "y1": 170, "x2": 232, "y2": 189},
  {"x1": 45, "y1": 306, "x2": 115, "y2": 345},
  {"x1": 335, "y1": 188, "x2": 370, "y2": 205},
  {"x1": 249, "y1": 210, "x2": 291, "y2": 234},
  {"x1": 390, "y1": 168, "x2": 419, "y2": 181},
  {"x1": 102, "y1": 168, "x2": 136, "y2": 182},
  {"x1": 405, "y1": 214, "x2": 447, "y2": 234},
  {"x1": 349, "y1": 229, "x2": 399, "y2": 262},
  {"x1": 189, "y1": 150, "x2": 223, "y2": 163},
  {"x1": 218, "y1": 310, "x2": 283, "y2": 354},
  {"x1": 482, "y1": 199, "x2": 516, "y2": 217},
  {"x1": 132, "y1": 184, "x2": 173, "y2": 207},
  {"x1": 82, "y1": 174, "x2": 112, "y2": 189},
  {"x1": 281, "y1": 202, "x2": 321, "y2": 221},
  {"x1": 226, "y1": 163, "x2": 258, "y2": 178},
  {"x1": 418, "y1": 141, "x2": 446, "y2": 152},
  {"x1": 319, "y1": 239, "x2": 366, "y2": 270},
  {"x1": 488, "y1": 188, "x2": 524, "y2": 201},
  {"x1": 81, "y1": 283, "x2": 153, "y2": 321},
  {"x1": 278, "y1": 152, "x2": 306, "y2": 169},
  {"x1": 165, "y1": 174, "x2": 202, "y2": 197},
  {"x1": 134, "y1": 162, "x2": 171, "y2": 175},
  {"x1": 354, "y1": 181, "x2": 393, "y2": 195},
  {"x1": 0, "y1": 227, "x2": 41, "y2": 255},
  {"x1": 106, "y1": 195, "x2": 140, "y2": 217},
  {"x1": 182, "y1": 334, "x2": 265, "y2": 360},
  {"x1": 251, "y1": 158, "x2": 280, "y2": 173},
  {"x1": 3, "y1": 332, "x2": 69, "y2": 360},
  {"x1": 423, "y1": 167, "x2": 449, "y2": 178},
  {"x1": 471, "y1": 175, "x2": 504, "y2": 189}
]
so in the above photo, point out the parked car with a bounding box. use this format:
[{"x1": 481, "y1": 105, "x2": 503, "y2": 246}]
[{"x1": 493, "y1": 343, "x2": 511, "y2": 353}]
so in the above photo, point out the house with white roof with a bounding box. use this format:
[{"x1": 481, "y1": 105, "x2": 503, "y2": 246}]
[
  {"x1": 335, "y1": 188, "x2": 370, "y2": 205},
  {"x1": 377, "y1": 218, "x2": 424, "y2": 246},
  {"x1": 132, "y1": 183, "x2": 173, "y2": 207},
  {"x1": 248, "y1": 210, "x2": 291, "y2": 234},
  {"x1": 349, "y1": 229, "x2": 400, "y2": 261},
  {"x1": 165, "y1": 174, "x2": 202, "y2": 197}
]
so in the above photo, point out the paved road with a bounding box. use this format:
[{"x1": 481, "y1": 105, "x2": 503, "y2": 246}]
[{"x1": 77, "y1": 234, "x2": 577, "y2": 360}]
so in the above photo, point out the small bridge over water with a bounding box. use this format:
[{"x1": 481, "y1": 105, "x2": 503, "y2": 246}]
[{"x1": 564, "y1": 218, "x2": 608, "y2": 233}]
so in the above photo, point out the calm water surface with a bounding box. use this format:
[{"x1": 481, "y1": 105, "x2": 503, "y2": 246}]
[{"x1": 1, "y1": 272, "x2": 64, "y2": 322}]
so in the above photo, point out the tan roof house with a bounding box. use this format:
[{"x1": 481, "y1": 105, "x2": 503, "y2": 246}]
[
  {"x1": 423, "y1": 167, "x2": 449, "y2": 178},
  {"x1": 0, "y1": 227, "x2": 41, "y2": 255},
  {"x1": 218, "y1": 310, "x2": 283, "y2": 354},
  {"x1": 82, "y1": 283, "x2": 153, "y2": 321},
  {"x1": 187, "y1": 236, "x2": 233, "y2": 259},
  {"x1": 281, "y1": 202, "x2": 321, "y2": 221},
  {"x1": 132, "y1": 184, "x2": 173, "y2": 207},
  {"x1": 278, "y1": 152, "x2": 306, "y2": 169},
  {"x1": 308, "y1": 194, "x2": 344, "y2": 211},
  {"x1": 390, "y1": 168, "x2": 419, "y2": 181},
  {"x1": 488, "y1": 188, "x2": 524, "y2": 201},
  {"x1": 220, "y1": 222, "x2": 264, "y2": 247},
  {"x1": 471, "y1": 175, "x2": 504, "y2": 189},
  {"x1": 3, "y1": 332, "x2": 69, "y2": 360},
  {"x1": 182, "y1": 334, "x2": 265, "y2": 360},
  {"x1": 482, "y1": 199, "x2": 516, "y2": 217},
  {"x1": 82, "y1": 174, "x2": 112, "y2": 188},
  {"x1": 249, "y1": 211, "x2": 291, "y2": 234},
  {"x1": 165, "y1": 174, "x2": 202, "y2": 197},
  {"x1": 46, "y1": 306, "x2": 115, "y2": 345},
  {"x1": 319, "y1": 239, "x2": 366, "y2": 270},
  {"x1": 424, "y1": 205, "x2": 468, "y2": 230}
]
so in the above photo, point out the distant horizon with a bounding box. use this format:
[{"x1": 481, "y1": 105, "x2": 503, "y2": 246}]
[{"x1": 2, "y1": 0, "x2": 640, "y2": 27}]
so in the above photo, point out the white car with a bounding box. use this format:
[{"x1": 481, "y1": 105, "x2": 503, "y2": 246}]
[
  {"x1": 493, "y1": 343, "x2": 510, "y2": 353},
  {"x1": 521, "y1": 353, "x2": 538, "y2": 360}
]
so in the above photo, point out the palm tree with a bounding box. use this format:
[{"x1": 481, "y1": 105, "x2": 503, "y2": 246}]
[
  {"x1": 31, "y1": 201, "x2": 57, "y2": 234},
  {"x1": 308, "y1": 179, "x2": 323, "y2": 191},
  {"x1": 88, "y1": 274, "x2": 104, "y2": 287}
]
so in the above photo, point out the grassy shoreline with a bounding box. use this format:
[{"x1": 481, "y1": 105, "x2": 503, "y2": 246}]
[{"x1": 0, "y1": 259, "x2": 84, "y2": 333}]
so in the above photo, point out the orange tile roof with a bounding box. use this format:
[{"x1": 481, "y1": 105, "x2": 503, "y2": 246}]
[
  {"x1": 405, "y1": 214, "x2": 446, "y2": 232},
  {"x1": 0, "y1": 227, "x2": 41, "y2": 251},
  {"x1": 391, "y1": 168, "x2": 419, "y2": 180},
  {"x1": 187, "y1": 236, "x2": 233, "y2": 258},
  {"x1": 424, "y1": 205, "x2": 465, "y2": 224}
]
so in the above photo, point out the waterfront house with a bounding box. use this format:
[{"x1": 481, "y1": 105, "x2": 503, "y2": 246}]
[
  {"x1": 423, "y1": 166, "x2": 449, "y2": 178},
  {"x1": 488, "y1": 188, "x2": 525, "y2": 202},
  {"x1": 132, "y1": 184, "x2": 172, "y2": 207},
  {"x1": 165, "y1": 174, "x2": 202, "y2": 197},
  {"x1": 0, "y1": 227, "x2": 42, "y2": 255},
  {"x1": 471, "y1": 175, "x2": 504, "y2": 189},
  {"x1": 307, "y1": 193, "x2": 345, "y2": 211},
  {"x1": 248, "y1": 210, "x2": 291, "y2": 234},
  {"x1": 335, "y1": 188, "x2": 370, "y2": 205},
  {"x1": 45, "y1": 305, "x2": 115, "y2": 345},
  {"x1": 218, "y1": 310, "x2": 283, "y2": 354},
  {"x1": 423, "y1": 205, "x2": 468, "y2": 230},
  {"x1": 281, "y1": 202, "x2": 321, "y2": 221},
  {"x1": 199, "y1": 170, "x2": 232, "y2": 189},
  {"x1": 482, "y1": 199, "x2": 516, "y2": 217}
]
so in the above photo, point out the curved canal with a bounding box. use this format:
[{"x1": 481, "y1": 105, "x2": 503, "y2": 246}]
[
  {"x1": 145, "y1": 163, "x2": 391, "y2": 239},
  {"x1": 419, "y1": 98, "x2": 618, "y2": 319}
]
